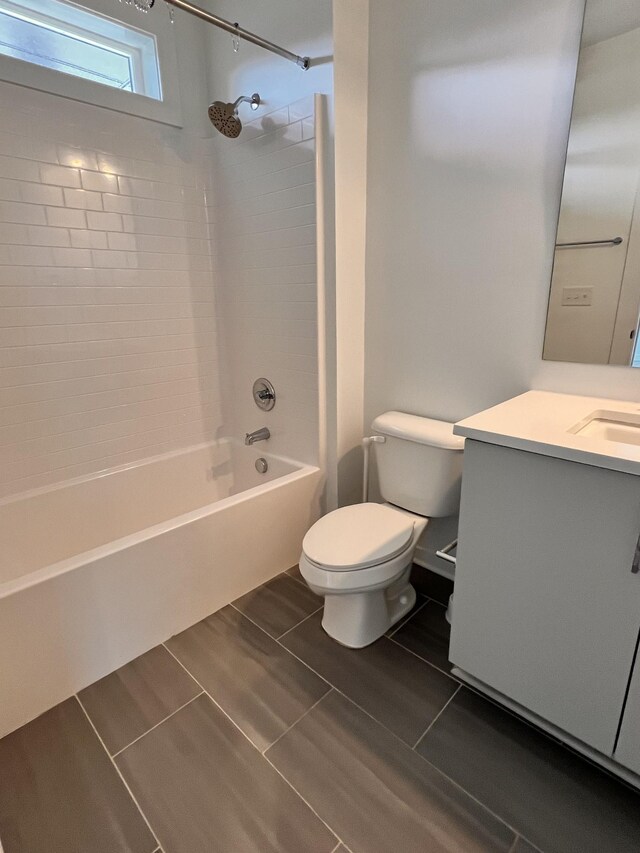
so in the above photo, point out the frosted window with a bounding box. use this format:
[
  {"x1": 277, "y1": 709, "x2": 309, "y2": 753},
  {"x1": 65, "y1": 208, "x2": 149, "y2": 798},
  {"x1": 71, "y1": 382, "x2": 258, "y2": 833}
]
[{"x1": 0, "y1": 0, "x2": 161, "y2": 98}]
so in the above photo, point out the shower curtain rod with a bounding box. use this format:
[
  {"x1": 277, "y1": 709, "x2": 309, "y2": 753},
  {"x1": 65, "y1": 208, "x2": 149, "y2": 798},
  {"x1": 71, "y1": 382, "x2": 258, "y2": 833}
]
[{"x1": 160, "y1": 0, "x2": 311, "y2": 69}]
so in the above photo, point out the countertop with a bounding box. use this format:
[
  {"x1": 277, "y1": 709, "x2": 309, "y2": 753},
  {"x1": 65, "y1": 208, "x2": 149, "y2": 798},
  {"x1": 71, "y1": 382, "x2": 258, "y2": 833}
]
[{"x1": 454, "y1": 390, "x2": 640, "y2": 476}]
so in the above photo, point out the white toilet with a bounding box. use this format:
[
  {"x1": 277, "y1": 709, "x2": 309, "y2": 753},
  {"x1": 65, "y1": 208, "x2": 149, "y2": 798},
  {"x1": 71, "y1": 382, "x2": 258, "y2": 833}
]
[{"x1": 299, "y1": 411, "x2": 464, "y2": 648}]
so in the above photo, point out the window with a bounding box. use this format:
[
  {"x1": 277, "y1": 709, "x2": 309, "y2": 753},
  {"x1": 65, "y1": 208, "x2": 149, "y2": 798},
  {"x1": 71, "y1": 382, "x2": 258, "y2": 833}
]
[
  {"x1": 0, "y1": 0, "x2": 181, "y2": 124},
  {"x1": 0, "y1": 0, "x2": 161, "y2": 98}
]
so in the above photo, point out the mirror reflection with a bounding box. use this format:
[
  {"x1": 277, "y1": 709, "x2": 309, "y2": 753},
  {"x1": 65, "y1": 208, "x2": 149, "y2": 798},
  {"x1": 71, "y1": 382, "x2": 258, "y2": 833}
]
[{"x1": 543, "y1": 0, "x2": 640, "y2": 366}]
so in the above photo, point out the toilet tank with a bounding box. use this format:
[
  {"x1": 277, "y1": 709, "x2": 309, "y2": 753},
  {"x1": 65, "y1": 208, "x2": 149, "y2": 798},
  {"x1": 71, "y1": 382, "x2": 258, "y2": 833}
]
[{"x1": 372, "y1": 411, "x2": 465, "y2": 517}]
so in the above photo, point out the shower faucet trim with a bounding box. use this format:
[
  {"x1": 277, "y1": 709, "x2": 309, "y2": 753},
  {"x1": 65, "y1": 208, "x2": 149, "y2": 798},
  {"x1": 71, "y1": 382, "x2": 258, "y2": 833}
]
[{"x1": 245, "y1": 427, "x2": 270, "y2": 445}]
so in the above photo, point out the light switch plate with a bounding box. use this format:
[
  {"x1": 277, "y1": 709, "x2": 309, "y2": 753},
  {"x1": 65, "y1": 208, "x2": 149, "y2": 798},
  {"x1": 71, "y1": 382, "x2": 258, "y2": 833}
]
[{"x1": 562, "y1": 286, "x2": 593, "y2": 306}]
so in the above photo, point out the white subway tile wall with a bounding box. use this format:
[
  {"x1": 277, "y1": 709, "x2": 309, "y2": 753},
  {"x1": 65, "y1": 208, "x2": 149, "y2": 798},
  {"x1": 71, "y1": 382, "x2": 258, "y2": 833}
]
[
  {"x1": 0, "y1": 81, "x2": 221, "y2": 500},
  {"x1": 207, "y1": 95, "x2": 318, "y2": 465},
  {"x1": 0, "y1": 83, "x2": 318, "y2": 499}
]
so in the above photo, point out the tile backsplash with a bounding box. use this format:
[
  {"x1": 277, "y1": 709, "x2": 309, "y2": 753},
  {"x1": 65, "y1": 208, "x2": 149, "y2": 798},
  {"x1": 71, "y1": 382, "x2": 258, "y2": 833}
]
[{"x1": 0, "y1": 82, "x2": 318, "y2": 500}]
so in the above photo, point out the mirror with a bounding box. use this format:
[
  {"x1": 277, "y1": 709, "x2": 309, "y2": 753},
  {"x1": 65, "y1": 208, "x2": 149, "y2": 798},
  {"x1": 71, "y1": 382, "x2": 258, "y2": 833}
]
[{"x1": 543, "y1": 0, "x2": 640, "y2": 366}]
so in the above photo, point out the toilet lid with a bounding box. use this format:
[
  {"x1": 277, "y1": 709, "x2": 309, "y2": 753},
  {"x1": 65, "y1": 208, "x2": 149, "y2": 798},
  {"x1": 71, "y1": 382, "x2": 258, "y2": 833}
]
[{"x1": 302, "y1": 503, "x2": 415, "y2": 571}]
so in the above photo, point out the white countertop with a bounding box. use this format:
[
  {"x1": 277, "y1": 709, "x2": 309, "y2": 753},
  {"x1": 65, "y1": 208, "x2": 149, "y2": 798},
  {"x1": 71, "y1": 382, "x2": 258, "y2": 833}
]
[{"x1": 454, "y1": 390, "x2": 640, "y2": 476}]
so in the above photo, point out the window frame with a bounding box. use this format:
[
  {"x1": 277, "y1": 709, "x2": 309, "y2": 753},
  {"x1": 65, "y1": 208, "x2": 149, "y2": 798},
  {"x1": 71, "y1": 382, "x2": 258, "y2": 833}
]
[{"x1": 0, "y1": 0, "x2": 182, "y2": 126}]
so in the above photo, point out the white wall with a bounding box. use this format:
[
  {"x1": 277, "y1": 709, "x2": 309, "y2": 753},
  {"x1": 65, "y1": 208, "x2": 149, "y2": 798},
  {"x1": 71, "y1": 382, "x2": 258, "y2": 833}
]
[
  {"x1": 361, "y1": 0, "x2": 640, "y2": 446},
  {"x1": 332, "y1": 0, "x2": 369, "y2": 507}
]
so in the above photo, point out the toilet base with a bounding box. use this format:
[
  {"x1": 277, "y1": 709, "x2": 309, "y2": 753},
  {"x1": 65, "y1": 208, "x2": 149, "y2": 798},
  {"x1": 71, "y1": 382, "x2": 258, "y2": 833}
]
[{"x1": 321, "y1": 571, "x2": 416, "y2": 648}]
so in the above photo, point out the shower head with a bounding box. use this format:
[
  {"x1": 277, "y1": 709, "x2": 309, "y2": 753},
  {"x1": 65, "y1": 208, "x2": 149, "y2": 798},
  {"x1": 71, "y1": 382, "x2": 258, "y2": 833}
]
[{"x1": 208, "y1": 93, "x2": 260, "y2": 138}]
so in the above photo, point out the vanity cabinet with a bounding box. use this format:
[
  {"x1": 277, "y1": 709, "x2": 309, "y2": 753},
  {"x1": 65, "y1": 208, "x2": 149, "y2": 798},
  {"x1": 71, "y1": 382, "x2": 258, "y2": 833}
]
[
  {"x1": 615, "y1": 651, "x2": 640, "y2": 774},
  {"x1": 449, "y1": 439, "x2": 640, "y2": 756}
]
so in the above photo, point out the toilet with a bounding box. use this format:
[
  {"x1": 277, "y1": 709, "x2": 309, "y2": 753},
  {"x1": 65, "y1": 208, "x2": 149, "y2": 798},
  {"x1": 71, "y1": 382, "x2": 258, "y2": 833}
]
[{"x1": 299, "y1": 411, "x2": 464, "y2": 648}]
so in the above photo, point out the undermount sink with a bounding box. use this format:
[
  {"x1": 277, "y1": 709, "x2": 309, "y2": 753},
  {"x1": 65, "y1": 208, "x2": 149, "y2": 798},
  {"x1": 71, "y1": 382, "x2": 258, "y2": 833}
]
[{"x1": 570, "y1": 410, "x2": 640, "y2": 447}]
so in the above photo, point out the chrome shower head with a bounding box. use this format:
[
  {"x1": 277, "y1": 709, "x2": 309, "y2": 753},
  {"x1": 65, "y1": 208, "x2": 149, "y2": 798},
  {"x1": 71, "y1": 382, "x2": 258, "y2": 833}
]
[{"x1": 208, "y1": 93, "x2": 260, "y2": 138}]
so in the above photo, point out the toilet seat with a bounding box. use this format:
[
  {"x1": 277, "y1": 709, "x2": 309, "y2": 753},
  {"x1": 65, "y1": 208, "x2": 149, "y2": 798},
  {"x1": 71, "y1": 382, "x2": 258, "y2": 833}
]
[
  {"x1": 300, "y1": 539, "x2": 416, "y2": 594},
  {"x1": 301, "y1": 503, "x2": 416, "y2": 572}
]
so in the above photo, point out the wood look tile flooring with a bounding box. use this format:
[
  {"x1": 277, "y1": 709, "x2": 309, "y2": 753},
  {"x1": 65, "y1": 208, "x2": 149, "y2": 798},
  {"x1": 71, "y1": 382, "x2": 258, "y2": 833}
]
[{"x1": 2, "y1": 566, "x2": 640, "y2": 852}]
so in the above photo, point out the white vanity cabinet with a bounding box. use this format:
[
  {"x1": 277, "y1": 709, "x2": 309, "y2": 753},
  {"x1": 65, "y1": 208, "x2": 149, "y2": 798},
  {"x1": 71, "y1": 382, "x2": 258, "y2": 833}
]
[{"x1": 449, "y1": 438, "x2": 640, "y2": 756}]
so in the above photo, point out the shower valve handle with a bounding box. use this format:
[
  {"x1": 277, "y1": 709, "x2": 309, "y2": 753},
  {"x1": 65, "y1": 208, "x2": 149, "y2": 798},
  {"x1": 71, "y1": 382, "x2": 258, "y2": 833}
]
[{"x1": 252, "y1": 378, "x2": 276, "y2": 411}]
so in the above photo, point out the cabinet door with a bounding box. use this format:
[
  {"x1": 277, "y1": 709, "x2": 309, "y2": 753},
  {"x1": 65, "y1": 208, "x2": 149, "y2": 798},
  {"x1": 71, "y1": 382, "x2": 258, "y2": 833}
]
[
  {"x1": 614, "y1": 643, "x2": 640, "y2": 775},
  {"x1": 449, "y1": 440, "x2": 640, "y2": 755}
]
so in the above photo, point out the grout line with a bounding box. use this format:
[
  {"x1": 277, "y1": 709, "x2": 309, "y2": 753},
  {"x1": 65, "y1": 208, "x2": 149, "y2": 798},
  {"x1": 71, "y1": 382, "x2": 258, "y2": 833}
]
[
  {"x1": 207, "y1": 210, "x2": 317, "y2": 238},
  {"x1": 227, "y1": 598, "x2": 323, "y2": 642},
  {"x1": 425, "y1": 596, "x2": 448, "y2": 610},
  {"x1": 111, "y1": 692, "x2": 204, "y2": 757},
  {"x1": 514, "y1": 838, "x2": 542, "y2": 853},
  {"x1": 277, "y1": 604, "x2": 324, "y2": 639},
  {"x1": 162, "y1": 642, "x2": 210, "y2": 691},
  {"x1": 407, "y1": 714, "x2": 523, "y2": 842},
  {"x1": 169, "y1": 593, "x2": 520, "y2": 846},
  {"x1": 412, "y1": 685, "x2": 461, "y2": 750},
  {"x1": 386, "y1": 634, "x2": 459, "y2": 684},
  {"x1": 269, "y1": 623, "x2": 520, "y2": 840},
  {"x1": 262, "y1": 746, "x2": 343, "y2": 851},
  {"x1": 206, "y1": 180, "x2": 315, "y2": 206},
  {"x1": 261, "y1": 688, "x2": 330, "y2": 756},
  {"x1": 386, "y1": 596, "x2": 429, "y2": 638},
  {"x1": 272, "y1": 631, "x2": 428, "y2": 743},
  {"x1": 222, "y1": 603, "x2": 331, "y2": 687},
  {"x1": 160, "y1": 643, "x2": 344, "y2": 849},
  {"x1": 207, "y1": 191, "x2": 317, "y2": 222},
  {"x1": 509, "y1": 836, "x2": 520, "y2": 853},
  {"x1": 221, "y1": 152, "x2": 315, "y2": 188},
  {"x1": 74, "y1": 694, "x2": 161, "y2": 853}
]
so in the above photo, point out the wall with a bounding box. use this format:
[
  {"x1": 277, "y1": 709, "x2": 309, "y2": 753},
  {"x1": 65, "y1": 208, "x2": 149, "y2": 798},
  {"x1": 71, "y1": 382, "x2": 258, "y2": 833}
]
[
  {"x1": 333, "y1": 0, "x2": 369, "y2": 507},
  {"x1": 205, "y1": 96, "x2": 320, "y2": 464},
  {"x1": 0, "y1": 14, "x2": 222, "y2": 500},
  {"x1": 361, "y1": 0, "x2": 640, "y2": 451}
]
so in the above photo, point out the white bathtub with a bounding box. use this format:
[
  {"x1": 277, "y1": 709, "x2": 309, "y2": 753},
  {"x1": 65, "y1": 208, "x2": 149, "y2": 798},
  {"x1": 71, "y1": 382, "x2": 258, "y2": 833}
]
[{"x1": 0, "y1": 440, "x2": 321, "y2": 738}]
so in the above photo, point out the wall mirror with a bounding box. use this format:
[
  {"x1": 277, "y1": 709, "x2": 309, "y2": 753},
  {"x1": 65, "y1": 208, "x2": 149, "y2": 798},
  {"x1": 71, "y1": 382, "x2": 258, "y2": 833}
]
[{"x1": 543, "y1": 0, "x2": 640, "y2": 366}]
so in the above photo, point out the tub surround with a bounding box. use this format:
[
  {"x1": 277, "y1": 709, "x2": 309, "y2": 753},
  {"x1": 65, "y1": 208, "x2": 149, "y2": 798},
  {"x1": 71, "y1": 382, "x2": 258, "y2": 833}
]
[{"x1": 0, "y1": 84, "x2": 320, "y2": 501}]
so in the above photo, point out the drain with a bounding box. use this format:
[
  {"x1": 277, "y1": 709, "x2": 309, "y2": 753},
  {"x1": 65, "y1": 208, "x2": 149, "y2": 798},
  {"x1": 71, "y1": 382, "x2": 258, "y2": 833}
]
[{"x1": 255, "y1": 457, "x2": 268, "y2": 474}]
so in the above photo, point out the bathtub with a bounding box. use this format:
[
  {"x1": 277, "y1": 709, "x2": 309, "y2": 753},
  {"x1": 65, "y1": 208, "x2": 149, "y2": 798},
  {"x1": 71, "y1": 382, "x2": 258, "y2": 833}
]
[{"x1": 0, "y1": 440, "x2": 321, "y2": 738}]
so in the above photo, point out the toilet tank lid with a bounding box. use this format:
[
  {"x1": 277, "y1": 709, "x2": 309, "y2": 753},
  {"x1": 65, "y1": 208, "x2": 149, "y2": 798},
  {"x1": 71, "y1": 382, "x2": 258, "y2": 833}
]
[{"x1": 372, "y1": 411, "x2": 465, "y2": 450}]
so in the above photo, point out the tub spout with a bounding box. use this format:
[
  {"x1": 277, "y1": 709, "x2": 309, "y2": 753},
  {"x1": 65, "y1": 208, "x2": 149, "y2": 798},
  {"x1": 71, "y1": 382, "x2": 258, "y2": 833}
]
[{"x1": 245, "y1": 427, "x2": 270, "y2": 445}]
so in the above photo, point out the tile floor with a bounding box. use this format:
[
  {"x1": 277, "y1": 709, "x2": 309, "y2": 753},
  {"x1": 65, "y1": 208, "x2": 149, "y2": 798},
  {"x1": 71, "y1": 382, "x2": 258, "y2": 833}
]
[{"x1": 2, "y1": 566, "x2": 640, "y2": 853}]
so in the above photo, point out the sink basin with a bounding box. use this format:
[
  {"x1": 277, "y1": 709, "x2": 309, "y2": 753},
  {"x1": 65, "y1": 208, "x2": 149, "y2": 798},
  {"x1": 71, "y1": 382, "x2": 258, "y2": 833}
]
[{"x1": 569, "y1": 410, "x2": 640, "y2": 447}]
